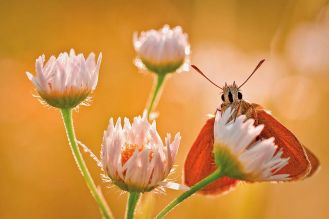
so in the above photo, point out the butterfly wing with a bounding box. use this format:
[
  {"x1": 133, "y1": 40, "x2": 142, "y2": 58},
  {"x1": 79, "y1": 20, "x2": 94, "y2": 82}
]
[
  {"x1": 255, "y1": 109, "x2": 320, "y2": 180},
  {"x1": 302, "y1": 145, "x2": 320, "y2": 177},
  {"x1": 184, "y1": 118, "x2": 238, "y2": 195}
]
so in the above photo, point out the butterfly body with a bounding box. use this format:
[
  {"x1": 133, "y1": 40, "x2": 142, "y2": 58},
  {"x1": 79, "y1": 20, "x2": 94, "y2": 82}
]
[{"x1": 184, "y1": 62, "x2": 319, "y2": 195}]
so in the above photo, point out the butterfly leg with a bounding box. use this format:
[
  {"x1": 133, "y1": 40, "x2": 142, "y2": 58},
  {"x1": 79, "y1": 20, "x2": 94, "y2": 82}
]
[{"x1": 214, "y1": 108, "x2": 221, "y2": 115}]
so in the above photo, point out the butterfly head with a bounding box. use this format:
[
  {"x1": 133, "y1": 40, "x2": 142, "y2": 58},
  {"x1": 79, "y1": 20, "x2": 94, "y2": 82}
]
[
  {"x1": 221, "y1": 82, "x2": 243, "y2": 104},
  {"x1": 191, "y1": 59, "x2": 265, "y2": 106}
]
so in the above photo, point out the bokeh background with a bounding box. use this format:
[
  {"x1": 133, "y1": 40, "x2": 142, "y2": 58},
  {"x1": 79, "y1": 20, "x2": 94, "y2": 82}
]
[{"x1": 1, "y1": 0, "x2": 328, "y2": 218}]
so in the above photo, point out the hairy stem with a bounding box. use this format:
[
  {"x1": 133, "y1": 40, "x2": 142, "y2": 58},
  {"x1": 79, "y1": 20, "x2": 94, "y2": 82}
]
[
  {"x1": 156, "y1": 169, "x2": 222, "y2": 219},
  {"x1": 126, "y1": 192, "x2": 141, "y2": 219},
  {"x1": 61, "y1": 108, "x2": 113, "y2": 219},
  {"x1": 147, "y1": 73, "x2": 166, "y2": 119}
]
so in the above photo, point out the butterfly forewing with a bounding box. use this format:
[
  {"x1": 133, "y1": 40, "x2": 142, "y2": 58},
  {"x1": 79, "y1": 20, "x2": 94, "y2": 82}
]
[
  {"x1": 302, "y1": 146, "x2": 320, "y2": 177},
  {"x1": 184, "y1": 118, "x2": 238, "y2": 195},
  {"x1": 255, "y1": 109, "x2": 319, "y2": 180}
]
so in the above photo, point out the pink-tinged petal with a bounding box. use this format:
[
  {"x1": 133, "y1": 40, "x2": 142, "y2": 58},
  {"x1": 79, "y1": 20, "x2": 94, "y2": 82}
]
[
  {"x1": 69, "y1": 49, "x2": 76, "y2": 57},
  {"x1": 149, "y1": 122, "x2": 162, "y2": 145},
  {"x1": 123, "y1": 150, "x2": 139, "y2": 182},
  {"x1": 26, "y1": 71, "x2": 34, "y2": 81},
  {"x1": 164, "y1": 134, "x2": 173, "y2": 175},
  {"x1": 43, "y1": 56, "x2": 56, "y2": 77},
  {"x1": 35, "y1": 55, "x2": 48, "y2": 89},
  {"x1": 91, "y1": 53, "x2": 101, "y2": 89},
  {"x1": 35, "y1": 55, "x2": 45, "y2": 76},
  {"x1": 150, "y1": 152, "x2": 165, "y2": 186},
  {"x1": 145, "y1": 150, "x2": 157, "y2": 183},
  {"x1": 123, "y1": 117, "x2": 132, "y2": 131},
  {"x1": 86, "y1": 53, "x2": 96, "y2": 70},
  {"x1": 79, "y1": 54, "x2": 88, "y2": 82},
  {"x1": 135, "y1": 150, "x2": 150, "y2": 189},
  {"x1": 115, "y1": 117, "x2": 122, "y2": 131},
  {"x1": 26, "y1": 72, "x2": 40, "y2": 89},
  {"x1": 170, "y1": 133, "x2": 181, "y2": 162}
]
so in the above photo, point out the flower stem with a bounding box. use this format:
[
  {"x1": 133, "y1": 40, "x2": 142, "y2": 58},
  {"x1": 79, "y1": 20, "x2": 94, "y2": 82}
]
[
  {"x1": 60, "y1": 108, "x2": 113, "y2": 219},
  {"x1": 126, "y1": 192, "x2": 141, "y2": 219},
  {"x1": 155, "y1": 168, "x2": 222, "y2": 219},
  {"x1": 147, "y1": 73, "x2": 166, "y2": 119}
]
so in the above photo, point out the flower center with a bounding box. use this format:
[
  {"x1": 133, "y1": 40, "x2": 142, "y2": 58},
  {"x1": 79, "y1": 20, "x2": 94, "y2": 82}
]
[
  {"x1": 121, "y1": 144, "x2": 153, "y2": 166},
  {"x1": 121, "y1": 144, "x2": 144, "y2": 165}
]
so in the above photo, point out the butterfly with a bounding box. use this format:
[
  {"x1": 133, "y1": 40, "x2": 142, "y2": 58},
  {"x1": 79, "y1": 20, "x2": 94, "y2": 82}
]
[{"x1": 184, "y1": 60, "x2": 320, "y2": 195}]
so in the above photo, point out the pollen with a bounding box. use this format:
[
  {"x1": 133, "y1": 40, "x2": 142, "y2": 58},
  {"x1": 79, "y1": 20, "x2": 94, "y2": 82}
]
[
  {"x1": 121, "y1": 144, "x2": 153, "y2": 166},
  {"x1": 121, "y1": 144, "x2": 143, "y2": 165}
]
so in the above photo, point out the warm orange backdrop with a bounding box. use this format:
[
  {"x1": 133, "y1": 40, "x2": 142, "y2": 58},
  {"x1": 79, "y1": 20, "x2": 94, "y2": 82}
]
[{"x1": 1, "y1": 0, "x2": 328, "y2": 218}]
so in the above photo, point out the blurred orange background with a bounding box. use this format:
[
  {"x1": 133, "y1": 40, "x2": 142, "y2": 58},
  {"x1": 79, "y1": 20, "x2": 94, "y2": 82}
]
[{"x1": 1, "y1": 0, "x2": 328, "y2": 218}]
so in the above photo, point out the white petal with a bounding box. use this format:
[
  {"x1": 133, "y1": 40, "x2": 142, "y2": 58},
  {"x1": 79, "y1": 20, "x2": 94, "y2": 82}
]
[
  {"x1": 214, "y1": 107, "x2": 290, "y2": 182},
  {"x1": 159, "y1": 181, "x2": 189, "y2": 191}
]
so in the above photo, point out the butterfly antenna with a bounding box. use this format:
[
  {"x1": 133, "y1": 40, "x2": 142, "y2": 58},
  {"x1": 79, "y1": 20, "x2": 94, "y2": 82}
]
[
  {"x1": 238, "y1": 59, "x2": 265, "y2": 89},
  {"x1": 191, "y1": 65, "x2": 223, "y2": 90}
]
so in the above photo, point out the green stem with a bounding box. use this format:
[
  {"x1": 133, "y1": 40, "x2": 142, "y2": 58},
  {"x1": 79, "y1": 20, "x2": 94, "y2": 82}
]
[
  {"x1": 126, "y1": 192, "x2": 141, "y2": 219},
  {"x1": 147, "y1": 73, "x2": 166, "y2": 119},
  {"x1": 60, "y1": 108, "x2": 113, "y2": 219},
  {"x1": 156, "y1": 169, "x2": 222, "y2": 219}
]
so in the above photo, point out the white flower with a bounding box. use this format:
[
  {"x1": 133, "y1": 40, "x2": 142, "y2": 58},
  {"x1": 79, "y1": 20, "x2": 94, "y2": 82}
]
[
  {"x1": 26, "y1": 49, "x2": 102, "y2": 108},
  {"x1": 213, "y1": 108, "x2": 290, "y2": 182},
  {"x1": 101, "y1": 111, "x2": 181, "y2": 192},
  {"x1": 133, "y1": 25, "x2": 190, "y2": 74}
]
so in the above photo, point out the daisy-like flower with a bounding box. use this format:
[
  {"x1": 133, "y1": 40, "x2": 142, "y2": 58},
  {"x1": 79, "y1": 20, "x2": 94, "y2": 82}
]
[
  {"x1": 133, "y1": 25, "x2": 190, "y2": 74},
  {"x1": 26, "y1": 49, "x2": 102, "y2": 108},
  {"x1": 101, "y1": 111, "x2": 181, "y2": 192},
  {"x1": 213, "y1": 108, "x2": 290, "y2": 182}
]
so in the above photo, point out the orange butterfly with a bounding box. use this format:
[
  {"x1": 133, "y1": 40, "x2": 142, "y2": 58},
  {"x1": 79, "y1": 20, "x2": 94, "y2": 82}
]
[{"x1": 184, "y1": 60, "x2": 319, "y2": 195}]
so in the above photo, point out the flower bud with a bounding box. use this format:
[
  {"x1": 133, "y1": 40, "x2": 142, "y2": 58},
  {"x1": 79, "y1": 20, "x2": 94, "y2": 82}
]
[
  {"x1": 26, "y1": 49, "x2": 102, "y2": 109},
  {"x1": 133, "y1": 25, "x2": 190, "y2": 74},
  {"x1": 101, "y1": 111, "x2": 181, "y2": 192}
]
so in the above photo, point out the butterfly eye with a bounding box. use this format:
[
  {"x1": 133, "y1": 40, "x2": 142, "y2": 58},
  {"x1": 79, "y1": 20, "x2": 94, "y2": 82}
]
[
  {"x1": 221, "y1": 94, "x2": 225, "y2": 101},
  {"x1": 238, "y1": 92, "x2": 243, "y2": 100}
]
